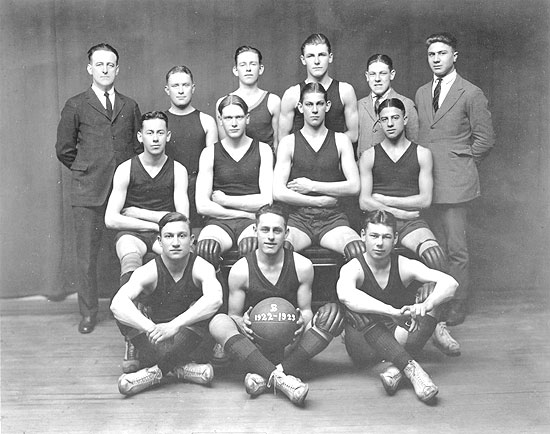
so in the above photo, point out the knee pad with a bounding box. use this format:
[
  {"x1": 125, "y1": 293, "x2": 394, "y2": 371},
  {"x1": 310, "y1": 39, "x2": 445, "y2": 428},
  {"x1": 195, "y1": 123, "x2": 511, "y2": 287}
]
[
  {"x1": 419, "y1": 244, "x2": 448, "y2": 272},
  {"x1": 120, "y1": 252, "x2": 142, "y2": 276},
  {"x1": 238, "y1": 237, "x2": 258, "y2": 257},
  {"x1": 314, "y1": 302, "x2": 345, "y2": 337},
  {"x1": 196, "y1": 239, "x2": 222, "y2": 270},
  {"x1": 344, "y1": 239, "x2": 366, "y2": 262}
]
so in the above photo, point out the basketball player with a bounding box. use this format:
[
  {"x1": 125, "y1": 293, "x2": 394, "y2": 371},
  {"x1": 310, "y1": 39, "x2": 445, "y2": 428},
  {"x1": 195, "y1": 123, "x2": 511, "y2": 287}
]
[
  {"x1": 164, "y1": 66, "x2": 218, "y2": 233},
  {"x1": 105, "y1": 111, "x2": 189, "y2": 372},
  {"x1": 273, "y1": 82, "x2": 364, "y2": 259},
  {"x1": 337, "y1": 210, "x2": 458, "y2": 403},
  {"x1": 209, "y1": 203, "x2": 345, "y2": 406},
  {"x1": 216, "y1": 46, "x2": 281, "y2": 151},
  {"x1": 358, "y1": 98, "x2": 460, "y2": 356},
  {"x1": 279, "y1": 33, "x2": 358, "y2": 144},
  {"x1": 357, "y1": 54, "x2": 418, "y2": 157},
  {"x1": 195, "y1": 94, "x2": 273, "y2": 269},
  {"x1": 111, "y1": 212, "x2": 222, "y2": 396}
]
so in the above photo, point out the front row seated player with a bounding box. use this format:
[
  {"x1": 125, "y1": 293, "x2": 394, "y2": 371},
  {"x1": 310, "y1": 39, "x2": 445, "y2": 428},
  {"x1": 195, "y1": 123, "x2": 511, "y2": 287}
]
[
  {"x1": 337, "y1": 210, "x2": 457, "y2": 404},
  {"x1": 209, "y1": 203, "x2": 345, "y2": 406},
  {"x1": 195, "y1": 94, "x2": 273, "y2": 270},
  {"x1": 358, "y1": 98, "x2": 460, "y2": 356},
  {"x1": 111, "y1": 212, "x2": 223, "y2": 396}
]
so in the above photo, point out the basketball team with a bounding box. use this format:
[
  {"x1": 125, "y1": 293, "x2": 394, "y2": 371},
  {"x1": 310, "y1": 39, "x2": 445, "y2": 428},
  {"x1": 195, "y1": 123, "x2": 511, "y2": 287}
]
[{"x1": 55, "y1": 32, "x2": 495, "y2": 405}]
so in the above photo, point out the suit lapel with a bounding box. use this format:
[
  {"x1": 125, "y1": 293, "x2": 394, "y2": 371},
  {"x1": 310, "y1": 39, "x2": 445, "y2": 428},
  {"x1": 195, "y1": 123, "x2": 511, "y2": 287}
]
[
  {"x1": 112, "y1": 91, "x2": 126, "y2": 122},
  {"x1": 360, "y1": 94, "x2": 377, "y2": 122},
  {"x1": 85, "y1": 88, "x2": 110, "y2": 120},
  {"x1": 433, "y1": 75, "x2": 465, "y2": 124}
]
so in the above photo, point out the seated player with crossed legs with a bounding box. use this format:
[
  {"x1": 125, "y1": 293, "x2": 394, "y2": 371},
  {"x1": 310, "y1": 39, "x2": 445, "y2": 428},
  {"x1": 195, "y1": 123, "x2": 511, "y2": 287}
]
[
  {"x1": 105, "y1": 111, "x2": 189, "y2": 372},
  {"x1": 273, "y1": 82, "x2": 365, "y2": 261},
  {"x1": 195, "y1": 94, "x2": 273, "y2": 270},
  {"x1": 209, "y1": 203, "x2": 345, "y2": 406},
  {"x1": 358, "y1": 98, "x2": 460, "y2": 356},
  {"x1": 337, "y1": 210, "x2": 457, "y2": 404},
  {"x1": 111, "y1": 212, "x2": 222, "y2": 396}
]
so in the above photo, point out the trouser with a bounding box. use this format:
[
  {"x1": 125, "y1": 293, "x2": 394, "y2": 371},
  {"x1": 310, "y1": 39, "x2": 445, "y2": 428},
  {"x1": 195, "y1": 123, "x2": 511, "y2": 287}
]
[{"x1": 72, "y1": 205, "x2": 106, "y2": 317}]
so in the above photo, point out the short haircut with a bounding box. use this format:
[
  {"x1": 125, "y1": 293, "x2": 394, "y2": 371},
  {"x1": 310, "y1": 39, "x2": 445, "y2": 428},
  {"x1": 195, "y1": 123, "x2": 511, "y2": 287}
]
[
  {"x1": 301, "y1": 33, "x2": 332, "y2": 54},
  {"x1": 426, "y1": 32, "x2": 458, "y2": 51},
  {"x1": 234, "y1": 46, "x2": 263, "y2": 65},
  {"x1": 377, "y1": 97, "x2": 406, "y2": 116},
  {"x1": 165, "y1": 65, "x2": 194, "y2": 83},
  {"x1": 366, "y1": 53, "x2": 393, "y2": 71},
  {"x1": 158, "y1": 212, "x2": 191, "y2": 234},
  {"x1": 255, "y1": 202, "x2": 289, "y2": 226},
  {"x1": 299, "y1": 82, "x2": 328, "y2": 103},
  {"x1": 87, "y1": 43, "x2": 119, "y2": 63},
  {"x1": 141, "y1": 111, "x2": 169, "y2": 129},
  {"x1": 217, "y1": 94, "x2": 249, "y2": 116},
  {"x1": 362, "y1": 210, "x2": 397, "y2": 234}
]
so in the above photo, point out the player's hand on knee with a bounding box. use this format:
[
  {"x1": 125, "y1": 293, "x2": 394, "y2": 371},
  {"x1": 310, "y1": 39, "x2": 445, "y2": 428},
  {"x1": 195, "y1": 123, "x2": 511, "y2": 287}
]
[
  {"x1": 314, "y1": 302, "x2": 345, "y2": 337},
  {"x1": 147, "y1": 322, "x2": 178, "y2": 345},
  {"x1": 239, "y1": 307, "x2": 255, "y2": 340}
]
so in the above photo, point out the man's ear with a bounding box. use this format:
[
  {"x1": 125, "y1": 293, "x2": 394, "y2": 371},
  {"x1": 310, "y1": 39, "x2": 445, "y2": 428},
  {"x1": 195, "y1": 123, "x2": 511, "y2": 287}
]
[
  {"x1": 87, "y1": 64, "x2": 93, "y2": 76},
  {"x1": 232, "y1": 66, "x2": 239, "y2": 77},
  {"x1": 325, "y1": 100, "x2": 332, "y2": 112},
  {"x1": 137, "y1": 130, "x2": 143, "y2": 143},
  {"x1": 297, "y1": 101, "x2": 304, "y2": 114}
]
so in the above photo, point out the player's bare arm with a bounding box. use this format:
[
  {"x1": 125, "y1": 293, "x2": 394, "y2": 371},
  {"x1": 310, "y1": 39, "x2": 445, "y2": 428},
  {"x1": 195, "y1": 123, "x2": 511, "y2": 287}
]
[
  {"x1": 227, "y1": 257, "x2": 254, "y2": 338},
  {"x1": 278, "y1": 85, "x2": 300, "y2": 141},
  {"x1": 200, "y1": 112, "x2": 219, "y2": 147},
  {"x1": 211, "y1": 142, "x2": 273, "y2": 212},
  {"x1": 273, "y1": 136, "x2": 338, "y2": 208},
  {"x1": 340, "y1": 81, "x2": 359, "y2": 143}
]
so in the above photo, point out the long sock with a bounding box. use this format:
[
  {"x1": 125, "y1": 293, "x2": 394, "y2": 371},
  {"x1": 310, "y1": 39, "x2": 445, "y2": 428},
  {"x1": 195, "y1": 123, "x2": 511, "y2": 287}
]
[
  {"x1": 158, "y1": 327, "x2": 203, "y2": 375},
  {"x1": 362, "y1": 322, "x2": 411, "y2": 371},
  {"x1": 225, "y1": 334, "x2": 276, "y2": 379},
  {"x1": 120, "y1": 252, "x2": 142, "y2": 276},
  {"x1": 282, "y1": 328, "x2": 330, "y2": 374},
  {"x1": 405, "y1": 314, "x2": 438, "y2": 355}
]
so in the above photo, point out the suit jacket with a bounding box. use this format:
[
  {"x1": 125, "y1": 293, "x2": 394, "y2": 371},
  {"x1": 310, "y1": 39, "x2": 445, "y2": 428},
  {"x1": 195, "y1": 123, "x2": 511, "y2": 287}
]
[
  {"x1": 357, "y1": 88, "x2": 419, "y2": 157},
  {"x1": 415, "y1": 74, "x2": 495, "y2": 204},
  {"x1": 56, "y1": 88, "x2": 142, "y2": 207}
]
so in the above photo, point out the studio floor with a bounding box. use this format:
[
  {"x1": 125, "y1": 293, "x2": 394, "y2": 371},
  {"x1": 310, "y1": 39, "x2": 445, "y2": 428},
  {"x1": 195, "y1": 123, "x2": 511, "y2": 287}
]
[{"x1": 1, "y1": 286, "x2": 549, "y2": 434}]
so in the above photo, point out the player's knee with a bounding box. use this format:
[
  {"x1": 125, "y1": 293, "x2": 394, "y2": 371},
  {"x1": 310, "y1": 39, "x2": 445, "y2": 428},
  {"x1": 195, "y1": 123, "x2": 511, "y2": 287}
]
[
  {"x1": 196, "y1": 239, "x2": 222, "y2": 270},
  {"x1": 119, "y1": 251, "x2": 143, "y2": 275},
  {"x1": 314, "y1": 302, "x2": 345, "y2": 337},
  {"x1": 238, "y1": 237, "x2": 258, "y2": 257},
  {"x1": 343, "y1": 239, "x2": 366, "y2": 262},
  {"x1": 420, "y1": 244, "x2": 448, "y2": 273}
]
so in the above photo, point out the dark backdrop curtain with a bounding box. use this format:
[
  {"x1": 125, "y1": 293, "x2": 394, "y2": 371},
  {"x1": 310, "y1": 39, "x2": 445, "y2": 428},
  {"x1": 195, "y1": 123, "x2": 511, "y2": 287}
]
[{"x1": 1, "y1": 0, "x2": 548, "y2": 298}]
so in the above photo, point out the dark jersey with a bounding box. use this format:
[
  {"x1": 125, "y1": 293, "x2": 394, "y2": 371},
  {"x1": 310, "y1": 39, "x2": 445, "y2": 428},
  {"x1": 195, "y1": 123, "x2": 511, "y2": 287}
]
[
  {"x1": 357, "y1": 254, "x2": 415, "y2": 309},
  {"x1": 247, "y1": 91, "x2": 274, "y2": 148},
  {"x1": 293, "y1": 79, "x2": 346, "y2": 133},
  {"x1": 213, "y1": 139, "x2": 261, "y2": 196},
  {"x1": 244, "y1": 249, "x2": 300, "y2": 309},
  {"x1": 289, "y1": 130, "x2": 344, "y2": 197},
  {"x1": 141, "y1": 254, "x2": 202, "y2": 323},
  {"x1": 372, "y1": 143, "x2": 420, "y2": 197},
  {"x1": 123, "y1": 156, "x2": 175, "y2": 212},
  {"x1": 164, "y1": 110, "x2": 206, "y2": 176}
]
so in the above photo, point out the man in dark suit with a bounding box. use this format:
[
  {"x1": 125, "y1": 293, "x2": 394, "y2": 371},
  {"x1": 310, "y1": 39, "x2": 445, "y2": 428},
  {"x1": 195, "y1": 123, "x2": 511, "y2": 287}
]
[
  {"x1": 415, "y1": 33, "x2": 495, "y2": 325},
  {"x1": 56, "y1": 43, "x2": 142, "y2": 333}
]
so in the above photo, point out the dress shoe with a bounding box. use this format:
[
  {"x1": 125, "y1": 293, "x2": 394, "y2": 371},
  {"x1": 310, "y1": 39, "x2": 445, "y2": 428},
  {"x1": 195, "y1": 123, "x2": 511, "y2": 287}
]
[
  {"x1": 446, "y1": 300, "x2": 467, "y2": 326},
  {"x1": 78, "y1": 316, "x2": 96, "y2": 334}
]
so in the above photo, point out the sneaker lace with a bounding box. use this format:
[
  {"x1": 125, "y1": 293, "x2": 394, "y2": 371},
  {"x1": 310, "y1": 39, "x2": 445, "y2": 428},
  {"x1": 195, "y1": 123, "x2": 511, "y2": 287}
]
[
  {"x1": 132, "y1": 368, "x2": 160, "y2": 386},
  {"x1": 184, "y1": 363, "x2": 205, "y2": 377},
  {"x1": 268, "y1": 370, "x2": 301, "y2": 396}
]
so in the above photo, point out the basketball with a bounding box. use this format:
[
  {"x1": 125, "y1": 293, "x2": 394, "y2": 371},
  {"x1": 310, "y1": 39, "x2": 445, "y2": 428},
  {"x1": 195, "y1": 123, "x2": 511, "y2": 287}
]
[{"x1": 249, "y1": 297, "x2": 298, "y2": 349}]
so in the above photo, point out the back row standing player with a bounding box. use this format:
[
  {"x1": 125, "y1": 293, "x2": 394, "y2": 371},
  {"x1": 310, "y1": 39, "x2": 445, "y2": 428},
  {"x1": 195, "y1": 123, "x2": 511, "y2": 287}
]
[
  {"x1": 279, "y1": 33, "x2": 358, "y2": 144},
  {"x1": 164, "y1": 66, "x2": 218, "y2": 233},
  {"x1": 217, "y1": 46, "x2": 281, "y2": 152}
]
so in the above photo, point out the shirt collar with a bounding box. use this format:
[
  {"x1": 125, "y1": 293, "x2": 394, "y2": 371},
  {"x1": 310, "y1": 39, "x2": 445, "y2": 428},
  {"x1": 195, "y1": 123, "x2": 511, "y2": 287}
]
[
  {"x1": 91, "y1": 84, "x2": 115, "y2": 99},
  {"x1": 433, "y1": 69, "x2": 457, "y2": 86}
]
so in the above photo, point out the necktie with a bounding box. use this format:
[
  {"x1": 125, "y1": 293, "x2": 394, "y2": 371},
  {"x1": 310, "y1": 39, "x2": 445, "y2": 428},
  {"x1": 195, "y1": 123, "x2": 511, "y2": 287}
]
[
  {"x1": 104, "y1": 91, "x2": 113, "y2": 119},
  {"x1": 374, "y1": 95, "x2": 382, "y2": 114},
  {"x1": 433, "y1": 78, "x2": 442, "y2": 112}
]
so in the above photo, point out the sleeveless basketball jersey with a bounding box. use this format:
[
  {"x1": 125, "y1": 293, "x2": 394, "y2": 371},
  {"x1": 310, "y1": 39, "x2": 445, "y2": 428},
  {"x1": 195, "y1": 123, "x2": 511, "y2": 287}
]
[
  {"x1": 123, "y1": 156, "x2": 175, "y2": 212},
  {"x1": 213, "y1": 139, "x2": 261, "y2": 196},
  {"x1": 292, "y1": 79, "x2": 346, "y2": 133},
  {"x1": 289, "y1": 130, "x2": 344, "y2": 195},
  {"x1": 143, "y1": 254, "x2": 202, "y2": 323},
  {"x1": 164, "y1": 110, "x2": 206, "y2": 175},
  {"x1": 244, "y1": 249, "x2": 300, "y2": 309},
  {"x1": 357, "y1": 254, "x2": 414, "y2": 309},
  {"x1": 246, "y1": 91, "x2": 274, "y2": 148},
  {"x1": 372, "y1": 143, "x2": 420, "y2": 197}
]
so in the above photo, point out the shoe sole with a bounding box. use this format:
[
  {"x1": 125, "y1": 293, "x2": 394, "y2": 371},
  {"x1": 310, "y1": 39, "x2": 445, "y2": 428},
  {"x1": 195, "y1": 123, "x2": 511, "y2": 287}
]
[{"x1": 432, "y1": 339, "x2": 461, "y2": 357}]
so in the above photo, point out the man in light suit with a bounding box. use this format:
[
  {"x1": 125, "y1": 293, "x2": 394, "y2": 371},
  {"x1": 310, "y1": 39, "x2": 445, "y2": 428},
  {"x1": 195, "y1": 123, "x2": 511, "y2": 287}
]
[
  {"x1": 415, "y1": 32, "x2": 495, "y2": 325},
  {"x1": 357, "y1": 54, "x2": 419, "y2": 158},
  {"x1": 56, "y1": 43, "x2": 142, "y2": 333}
]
